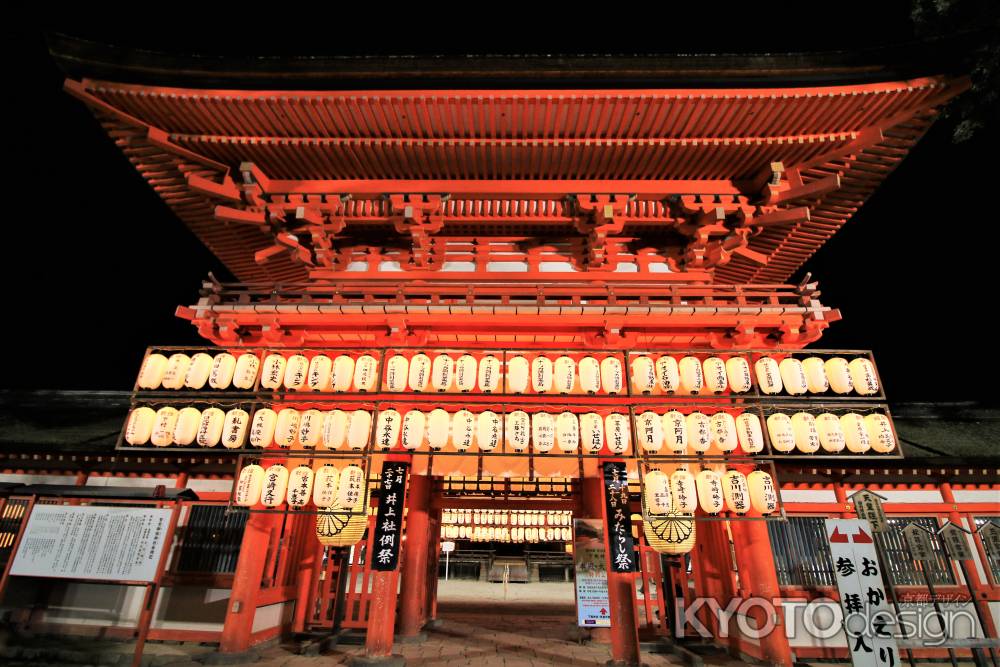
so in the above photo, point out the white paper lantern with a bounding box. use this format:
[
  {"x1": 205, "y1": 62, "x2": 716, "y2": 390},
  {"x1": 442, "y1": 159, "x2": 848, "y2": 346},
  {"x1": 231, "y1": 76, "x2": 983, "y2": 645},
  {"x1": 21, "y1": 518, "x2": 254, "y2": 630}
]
[
  {"x1": 261, "y1": 354, "x2": 287, "y2": 390},
  {"x1": 662, "y1": 411, "x2": 688, "y2": 454},
  {"x1": 353, "y1": 355, "x2": 378, "y2": 391},
  {"x1": 307, "y1": 355, "x2": 333, "y2": 391},
  {"x1": 297, "y1": 409, "x2": 323, "y2": 448},
  {"x1": 261, "y1": 464, "x2": 289, "y2": 508},
  {"x1": 631, "y1": 356, "x2": 656, "y2": 393},
  {"x1": 696, "y1": 469, "x2": 724, "y2": 514},
  {"x1": 643, "y1": 470, "x2": 673, "y2": 514},
  {"x1": 802, "y1": 357, "x2": 829, "y2": 393},
  {"x1": 703, "y1": 357, "x2": 728, "y2": 393},
  {"x1": 283, "y1": 355, "x2": 309, "y2": 390},
  {"x1": 173, "y1": 406, "x2": 202, "y2": 445},
  {"x1": 670, "y1": 469, "x2": 698, "y2": 513},
  {"x1": 137, "y1": 353, "x2": 168, "y2": 389},
  {"x1": 408, "y1": 353, "x2": 432, "y2": 391},
  {"x1": 710, "y1": 412, "x2": 738, "y2": 452},
  {"x1": 554, "y1": 356, "x2": 576, "y2": 394},
  {"x1": 250, "y1": 408, "x2": 277, "y2": 448},
  {"x1": 478, "y1": 355, "x2": 502, "y2": 392},
  {"x1": 556, "y1": 412, "x2": 580, "y2": 452},
  {"x1": 686, "y1": 412, "x2": 711, "y2": 453},
  {"x1": 531, "y1": 356, "x2": 554, "y2": 392},
  {"x1": 865, "y1": 414, "x2": 896, "y2": 453},
  {"x1": 197, "y1": 407, "x2": 225, "y2": 447},
  {"x1": 125, "y1": 407, "x2": 156, "y2": 445},
  {"x1": 273, "y1": 409, "x2": 300, "y2": 448},
  {"x1": 476, "y1": 411, "x2": 501, "y2": 451},
  {"x1": 735, "y1": 413, "x2": 765, "y2": 454},
  {"x1": 427, "y1": 408, "x2": 450, "y2": 450},
  {"x1": 779, "y1": 358, "x2": 808, "y2": 396},
  {"x1": 337, "y1": 466, "x2": 367, "y2": 510},
  {"x1": 235, "y1": 464, "x2": 265, "y2": 506},
  {"x1": 850, "y1": 358, "x2": 879, "y2": 396},
  {"x1": 605, "y1": 414, "x2": 630, "y2": 454},
  {"x1": 162, "y1": 354, "x2": 191, "y2": 390},
  {"x1": 766, "y1": 413, "x2": 795, "y2": 453},
  {"x1": 579, "y1": 357, "x2": 601, "y2": 393},
  {"x1": 679, "y1": 356, "x2": 705, "y2": 395},
  {"x1": 151, "y1": 407, "x2": 179, "y2": 446},
  {"x1": 531, "y1": 413, "x2": 555, "y2": 453},
  {"x1": 755, "y1": 357, "x2": 783, "y2": 395},
  {"x1": 185, "y1": 353, "x2": 214, "y2": 390},
  {"x1": 656, "y1": 356, "x2": 680, "y2": 393},
  {"x1": 330, "y1": 355, "x2": 356, "y2": 391},
  {"x1": 825, "y1": 358, "x2": 854, "y2": 394},
  {"x1": 233, "y1": 353, "x2": 260, "y2": 390},
  {"x1": 816, "y1": 413, "x2": 846, "y2": 453},
  {"x1": 580, "y1": 413, "x2": 604, "y2": 453},
  {"x1": 452, "y1": 410, "x2": 475, "y2": 450},
  {"x1": 506, "y1": 410, "x2": 530, "y2": 452},
  {"x1": 347, "y1": 410, "x2": 372, "y2": 450},
  {"x1": 725, "y1": 357, "x2": 753, "y2": 393},
  {"x1": 747, "y1": 470, "x2": 778, "y2": 515},
  {"x1": 600, "y1": 357, "x2": 624, "y2": 394},
  {"x1": 431, "y1": 354, "x2": 455, "y2": 391},
  {"x1": 635, "y1": 411, "x2": 664, "y2": 453},
  {"x1": 722, "y1": 470, "x2": 751, "y2": 515},
  {"x1": 841, "y1": 413, "x2": 871, "y2": 453},
  {"x1": 287, "y1": 466, "x2": 315, "y2": 508},
  {"x1": 506, "y1": 356, "x2": 529, "y2": 393},
  {"x1": 208, "y1": 353, "x2": 237, "y2": 390},
  {"x1": 791, "y1": 412, "x2": 820, "y2": 453}
]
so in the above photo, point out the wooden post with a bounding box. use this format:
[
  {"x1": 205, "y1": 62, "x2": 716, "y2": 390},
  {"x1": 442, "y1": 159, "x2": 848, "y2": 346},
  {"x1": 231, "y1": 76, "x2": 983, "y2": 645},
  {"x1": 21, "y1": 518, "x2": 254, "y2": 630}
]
[
  {"x1": 131, "y1": 500, "x2": 182, "y2": 667},
  {"x1": 398, "y1": 474, "x2": 432, "y2": 638},
  {"x1": 219, "y1": 511, "x2": 275, "y2": 653}
]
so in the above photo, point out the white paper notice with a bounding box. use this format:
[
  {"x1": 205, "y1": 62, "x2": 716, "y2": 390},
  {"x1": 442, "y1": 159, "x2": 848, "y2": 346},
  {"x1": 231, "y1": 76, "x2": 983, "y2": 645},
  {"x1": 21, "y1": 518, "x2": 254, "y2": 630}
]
[{"x1": 9, "y1": 505, "x2": 172, "y2": 583}]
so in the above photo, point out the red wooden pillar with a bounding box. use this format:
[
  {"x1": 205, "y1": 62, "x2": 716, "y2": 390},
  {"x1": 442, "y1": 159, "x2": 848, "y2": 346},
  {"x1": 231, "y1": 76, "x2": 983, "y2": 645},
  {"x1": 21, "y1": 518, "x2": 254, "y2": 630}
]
[
  {"x1": 729, "y1": 519, "x2": 794, "y2": 667},
  {"x1": 398, "y1": 474, "x2": 432, "y2": 638},
  {"x1": 425, "y1": 504, "x2": 442, "y2": 624},
  {"x1": 292, "y1": 514, "x2": 319, "y2": 634},
  {"x1": 691, "y1": 519, "x2": 733, "y2": 639},
  {"x1": 220, "y1": 512, "x2": 275, "y2": 653}
]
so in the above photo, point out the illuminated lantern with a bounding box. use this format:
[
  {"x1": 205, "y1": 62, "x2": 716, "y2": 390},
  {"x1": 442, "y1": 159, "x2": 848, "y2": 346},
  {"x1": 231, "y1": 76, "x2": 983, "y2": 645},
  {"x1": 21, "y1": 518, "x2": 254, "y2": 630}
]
[
  {"x1": 643, "y1": 470, "x2": 673, "y2": 514},
  {"x1": 282, "y1": 355, "x2": 309, "y2": 390},
  {"x1": 635, "y1": 411, "x2": 664, "y2": 453},
  {"x1": 456, "y1": 355, "x2": 478, "y2": 392},
  {"x1": 287, "y1": 466, "x2": 315, "y2": 508},
  {"x1": 679, "y1": 356, "x2": 705, "y2": 395},
  {"x1": 173, "y1": 406, "x2": 201, "y2": 446},
  {"x1": 656, "y1": 356, "x2": 680, "y2": 393},
  {"x1": 330, "y1": 355, "x2": 355, "y2": 392},
  {"x1": 452, "y1": 410, "x2": 475, "y2": 451},
  {"x1": 722, "y1": 470, "x2": 750, "y2": 515},
  {"x1": 478, "y1": 355, "x2": 502, "y2": 393},
  {"x1": 766, "y1": 413, "x2": 795, "y2": 452},
  {"x1": 555, "y1": 412, "x2": 580, "y2": 452},
  {"x1": 151, "y1": 407, "x2": 179, "y2": 447},
  {"x1": 353, "y1": 355, "x2": 378, "y2": 391},
  {"x1": 709, "y1": 412, "x2": 738, "y2": 452},
  {"x1": 779, "y1": 358, "x2": 808, "y2": 396},
  {"x1": 208, "y1": 352, "x2": 237, "y2": 390},
  {"x1": 695, "y1": 469, "x2": 724, "y2": 514},
  {"x1": 137, "y1": 353, "x2": 168, "y2": 389},
  {"x1": 554, "y1": 356, "x2": 576, "y2": 394},
  {"x1": 432, "y1": 354, "x2": 455, "y2": 391},
  {"x1": 195, "y1": 407, "x2": 224, "y2": 447},
  {"x1": 274, "y1": 409, "x2": 300, "y2": 448},
  {"x1": 261, "y1": 464, "x2": 289, "y2": 508},
  {"x1": 337, "y1": 466, "x2": 366, "y2": 510},
  {"x1": 686, "y1": 412, "x2": 711, "y2": 453},
  {"x1": 816, "y1": 413, "x2": 846, "y2": 453},
  {"x1": 643, "y1": 512, "x2": 696, "y2": 555},
  {"x1": 427, "y1": 409, "x2": 450, "y2": 450},
  {"x1": 605, "y1": 414, "x2": 630, "y2": 454},
  {"x1": 662, "y1": 411, "x2": 688, "y2": 454},
  {"x1": 703, "y1": 357, "x2": 728, "y2": 394},
  {"x1": 670, "y1": 469, "x2": 698, "y2": 513},
  {"x1": 631, "y1": 356, "x2": 656, "y2": 393},
  {"x1": 579, "y1": 357, "x2": 601, "y2": 393},
  {"x1": 307, "y1": 355, "x2": 333, "y2": 391},
  {"x1": 250, "y1": 408, "x2": 277, "y2": 448},
  {"x1": 506, "y1": 410, "x2": 530, "y2": 452},
  {"x1": 791, "y1": 412, "x2": 820, "y2": 453},
  {"x1": 531, "y1": 413, "x2": 555, "y2": 453},
  {"x1": 347, "y1": 410, "x2": 372, "y2": 450},
  {"x1": 506, "y1": 356, "x2": 529, "y2": 393},
  {"x1": 747, "y1": 470, "x2": 778, "y2": 515},
  {"x1": 755, "y1": 357, "x2": 782, "y2": 395},
  {"x1": 802, "y1": 357, "x2": 829, "y2": 393},
  {"x1": 849, "y1": 358, "x2": 879, "y2": 396},
  {"x1": 580, "y1": 413, "x2": 604, "y2": 454},
  {"x1": 531, "y1": 356, "x2": 554, "y2": 392},
  {"x1": 162, "y1": 353, "x2": 192, "y2": 390},
  {"x1": 408, "y1": 353, "x2": 432, "y2": 391},
  {"x1": 185, "y1": 353, "x2": 213, "y2": 390},
  {"x1": 725, "y1": 357, "x2": 753, "y2": 393},
  {"x1": 233, "y1": 353, "x2": 260, "y2": 390},
  {"x1": 476, "y1": 411, "x2": 501, "y2": 451},
  {"x1": 735, "y1": 413, "x2": 765, "y2": 454},
  {"x1": 841, "y1": 413, "x2": 871, "y2": 453},
  {"x1": 261, "y1": 354, "x2": 287, "y2": 390},
  {"x1": 600, "y1": 357, "x2": 623, "y2": 394},
  {"x1": 298, "y1": 409, "x2": 323, "y2": 448},
  {"x1": 825, "y1": 358, "x2": 854, "y2": 394},
  {"x1": 124, "y1": 406, "x2": 156, "y2": 445},
  {"x1": 864, "y1": 414, "x2": 896, "y2": 453},
  {"x1": 562, "y1": 527, "x2": 572, "y2": 542},
  {"x1": 235, "y1": 464, "x2": 265, "y2": 506}
]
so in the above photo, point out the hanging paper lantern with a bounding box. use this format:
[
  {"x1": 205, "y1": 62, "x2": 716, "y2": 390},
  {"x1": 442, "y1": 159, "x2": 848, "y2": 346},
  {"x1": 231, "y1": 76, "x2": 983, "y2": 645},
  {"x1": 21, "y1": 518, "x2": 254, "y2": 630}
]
[
  {"x1": 261, "y1": 464, "x2": 290, "y2": 508},
  {"x1": 554, "y1": 356, "x2": 576, "y2": 394},
  {"x1": 313, "y1": 465, "x2": 340, "y2": 508},
  {"x1": 816, "y1": 413, "x2": 846, "y2": 453},
  {"x1": 477, "y1": 411, "x2": 501, "y2": 451},
  {"x1": 679, "y1": 356, "x2": 705, "y2": 395},
  {"x1": 297, "y1": 409, "x2": 323, "y2": 448},
  {"x1": 427, "y1": 409, "x2": 450, "y2": 450},
  {"x1": 173, "y1": 407, "x2": 202, "y2": 446},
  {"x1": 735, "y1": 413, "x2": 765, "y2": 454},
  {"x1": 643, "y1": 470, "x2": 673, "y2": 514},
  {"x1": 347, "y1": 410, "x2": 372, "y2": 450},
  {"x1": 600, "y1": 357, "x2": 624, "y2": 394},
  {"x1": 531, "y1": 413, "x2": 555, "y2": 453},
  {"x1": 747, "y1": 470, "x2": 778, "y2": 515},
  {"x1": 635, "y1": 411, "x2": 664, "y2": 453},
  {"x1": 802, "y1": 357, "x2": 829, "y2": 393},
  {"x1": 579, "y1": 357, "x2": 601, "y2": 394},
  {"x1": 849, "y1": 358, "x2": 879, "y2": 396},
  {"x1": 791, "y1": 412, "x2": 820, "y2": 453},
  {"x1": 208, "y1": 352, "x2": 237, "y2": 390},
  {"x1": 151, "y1": 407, "x2": 179, "y2": 446},
  {"x1": 631, "y1": 356, "x2": 656, "y2": 393},
  {"x1": 455, "y1": 355, "x2": 478, "y2": 392},
  {"x1": 841, "y1": 413, "x2": 871, "y2": 453},
  {"x1": 195, "y1": 407, "x2": 224, "y2": 447},
  {"x1": 755, "y1": 357, "x2": 783, "y2": 395},
  {"x1": 580, "y1": 413, "x2": 604, "y2": 454},
  {"x1": 353, "y1": 355, "x2": 378, "y2": 391},
  {"x1": 670, "y1": 469, "x2": 698, "y2": 513},
  {"x1": 137, "y1": 353, "x2": 168, "y2": 389},
  {"x1": 656, "y1": 356, "x2": 680, "y2": 393},
  {"x1": 722, "y1": 470, "x2": 751, "y2": 515},
  {"x1": 662, "y1": 411, "x2": 688, "y2": 454},
  {"x1": 725, "y1": 357, "x2": 753, "y2": 393},
  {"x1": 319, "y1": 410, "x2": 347, "y2": 450},
  {"x1": 431, "y1": 354, "x2": 455, "y2": 391},
  {"x1": 408, "y1": 353, "x2": 432, "y2": 391},
  {"x1": 865, "y1": 414, "x2": 896, "y2": 453},
  {"x1": 316, "y1": 465, "x2": 368, "y2": 547},
  {"x1": 336, "y1": 466, "x2": 366, "y2": 510},
  {"x1": 307, "y1": 355, "x2": 333, "y2": 391},
  {"x1": 261, "y1": 354, "x2": 287, "y2": 390},
  {"x1": 330, "y1": 355, "x2": 355, "y2": 392},
  {"x1": 400, "y1": 410, "x2": 426, "y2": 450},
  {"x1": 779, "y1": 358, "x2": 808, "y2": 396},
  {"x1": 506, "y1": 410, "x2": 530, "y2": 452},
  {"x1": 373, "y1": 409, "x2": 400, "y2": 451},
  {"x1": 478, "y1": 355, "x2": 502, "y2": 392},
  {"x1": 125, "y1": 406, "x2": 156, "y2": 445},
  {"x1": 703, "y1": 357, "x2": 728, "y2": 394},
  {"x1": 274, "y1": 409, "x2": 301, "y2": 448},
  {"x1": 531, "y1": 356, "x2": 554, "y2": 392},
  {"x1": 282, "y1": 355, "x2": 309, "y2": 390},
  {"x1": 185, "y1": 353, "x2": 214, "y2": 390},
  {"x1": 505, "y1": 356, "x2": 529, "y2": 393},
  {"x1": 452, "y1": 410, "x2": 475, "y2": 451},
  {"x1": 287, "y1": 466, "x2": 315, "y2": 508},
  {"x1": 604, "y1": 414, "x2": 630, "y2": 454},
  {"x1": 162, "y1": 354, "x2": 192, "y2": 390},
  {"x1": 695, "y1": 469, "x2": 724, "y2": 514},
  {"x1": 825, "y1": 358, "x2": 854, "y2": 394},
  {"x1": 644, "y1": 512, "x2": 696, "y2": 555},
  {"x1": 562, "y1": 527, "x2": 572, "y2": 542},
  {"x1": 235, "y1": 464, "x2": 265, "y2": 506},
  {"x1": 766, "y1": 413, "x2": 795, "y2": 453},
  {"x1": 686, "y1": 412, "x2": 711, "y2": 453},
  {"x1": 709, "y1": 412, "x2": 738, "y2": 452},
  {"x1": 233, "y1": 353, "x2": 260, "y2": 390},
  {"x1": 556, "y1": 412, "x2": 580, "y2": 452}
]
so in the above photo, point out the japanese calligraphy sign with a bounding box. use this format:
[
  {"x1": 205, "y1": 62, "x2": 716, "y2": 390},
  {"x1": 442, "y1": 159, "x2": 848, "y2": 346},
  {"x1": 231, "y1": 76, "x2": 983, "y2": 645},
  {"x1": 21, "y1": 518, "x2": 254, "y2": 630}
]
[
  {"x1": 602, "y1": 462, "x2": 635, "y2": 573},
  {"x1": 850, "y1": 489, "x2": 888, "y2": 533},
  {"x1": 980, "y1": 522, "x2": 1000, "y2": 561},
  {"x1": 825, "y1": 519, "x2": 900, "y2": 667},
  {"x1": 902, "y1": 523, "x2": 935, "y2": 562},
  {"x1": 371, "y1": 461, "x2": 410, "y2": 572},
  {"x1": 939, "y1": 522, "x2": 974, "y2": 561}
]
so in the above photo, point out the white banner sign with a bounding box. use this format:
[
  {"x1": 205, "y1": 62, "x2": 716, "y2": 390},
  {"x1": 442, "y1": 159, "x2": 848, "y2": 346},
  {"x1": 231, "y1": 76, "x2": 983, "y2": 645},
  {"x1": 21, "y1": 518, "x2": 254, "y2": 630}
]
[
  {"x1": 826, "y1": 519, "x2": 900, "y2": 667},
  {"x1": 574, "y1": 518, "x2": 611, "y2": 628},
  {"x1": 10, "y1": 505, "x2": 172, "y2": 583}
]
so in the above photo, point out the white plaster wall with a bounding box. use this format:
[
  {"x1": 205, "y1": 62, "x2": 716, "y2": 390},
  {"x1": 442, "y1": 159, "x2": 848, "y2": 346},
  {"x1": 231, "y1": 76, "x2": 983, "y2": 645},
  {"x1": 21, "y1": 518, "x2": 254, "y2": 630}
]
[
  {"x1": 780, "y1": 489, "x2": 837, "y2": 503},
  {"x1": 86, "y1": 476, "x2": 176, "y2": 488},
  {"x1": 0, "y1": 473, "x2": 78, "y2": 485},
  {"x1": 183, "y1": 479, "x2": 234, "y2": 493}
]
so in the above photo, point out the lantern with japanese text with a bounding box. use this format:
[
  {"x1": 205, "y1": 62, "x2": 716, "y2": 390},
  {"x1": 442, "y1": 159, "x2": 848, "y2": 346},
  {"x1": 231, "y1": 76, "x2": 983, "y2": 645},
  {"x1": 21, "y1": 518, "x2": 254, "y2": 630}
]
[
  {"x1": 816, "y1": 413, "x2": 846, "y2": 453},
  {"x1": 554, "y1": 356, "x2": 576, "y2": 394},
  {"x1": 408, "y1": 353, "x2": 432, "y2": 391},
  {"x1": 695, "y1": 469, "x2": 724, "y2": 514},
  {"x1": 162, "y1": 353, "x2": 191, "y2": 390},
  {"x1": 779, "y1": 358, "x2": 808, "y2": 395},
  {"x1": 400, "y1": 410, "x2": 426, "y2": 450},
  {"x1": 791, "y1": 412, "x2": 820, "y2": 453},
  {"x1": 802, "y1": 357, "x2": 829, "y2": 393},
  {"x1": 703, "y1": 357, "x2": 728, "y2": 394},
  {"x1": 580, "y1": 413, "x2": 604, "y2": 454},
  {"x1": 722, "y1": 470, "x2": 750, "y2": 515},
  {"x1": 313, "y1": 466, "x2": 340, "y2": 508},
  {"x1": 506, "y1": 410, "x2": 530, "y2": 452},
  {"x1": 330, "y1": 355, "x2": 355, "y2": 392},
  {"x1": 841, "y1": 413, "x2": 871, "y2": 453},
  {"x1": 353, "y1": 355, "x2": 378, "y2": 391},
  {"x1": 579, "y1": 356, "x2": 601, "y2": 393},
  {"x1": 233, "y1": 353, "x2": 260, "y2": 390},
  {"x1": 307, "y1": 355, "x2": 332, "y2": 391},
  {"x1": 261, "y1": 464, "x2": 289, "y2": 508},
  {"x1": 747, "y1": 470, "x2": 778, "y2": 515},
  {"x1": 137, "y1": 353, "x2": 168, "y2": 389},
  {"x1": 643, "y1": 470, "x2": 672, "y2": 514},
  {"x1": 531, "y1": 413, "x2": 555, "y2": 453},
  {"x1": 656, "y1": 355, "x2": 679, "y2": 393},
  {"x1": 600, "y1": 357, "x2": 624, "y2": 394},
  {"x1": 556, "y1": 412, "x2": 580, "y2": 453},
  {"x1": 849, "y1": 358, "x2": 879, "y2": 396},
  {"x1": 125, "y1": 406, "x2": 156, "y2": 445},
  {"x1": 173, "y1": 406, "x2": 201, "y2": 446},
  {"x1": 222, "y1": 409, "x2": 249, "y2": 449},
  {"x1": 287, "y1": 466, "x2": 315, "y2": 508},
  {"x1": 865, "y1": 413, "x2": 896, "y2": 453},
  {"x1": 209, "y1": 352, "x2": 237, "y2": 390},
  {"x1": 679, "y1": 356, "x2": 704, "y2": 394},
  {"x1": 735, "y1": 413, "x2": 765, "y2": 453},
  {"x1": 477, "y1": 411, "x2": 501, "y2": 451},
  {"x1": 686, "y1": 412, "x2": 711, "y2": 453},
  {"x1": 197, "y1": 407, "x2": 224, "y2": 447},
  {"x1": 631, "y1": 356, "x2": 656, "y2": 393},
  {"x1": 346, "y1": 410, "x2": 372, "y2": 450},
  {"x1": 710, "y1": 412, "x2": 738, "y2": 452},
  {"x1": 531, "y1": 356, "x2": 553, "y2": 393},
  {"x1": 185, "y1": 353, "x2": 213, "y2": 390},
  {"x1": 755, "y1": 357, "x2": 782, "y2": 395},
  {"x1": 478, "y1": 355, "x2": 502, "y2": 392},
  {"x1": 670, "y1": 469, "x2": 698, "y2": 513},
  {"x1": 455, "y1": 354, "x2": 477, "y2": 392},
  {"x1": 825, "y1": 358, "x2": 854, "y2": 394},
  {"x1": 261, "y1": 354, "x2": 286, "y2": 390},
  {"x1": 662, "y1": 410, "x2": 688, "y2": 454},
  {"x1": 452, "y1": 410, "x2": 475, "y2": 451},
  {"x1": 635, "y1": 411, "x2": 664, "y2": 453},
  {"x1": 320, "y1": 410, "x2": 349, "y2": 450},
  {"x1": 283, "y1": 354, "x2": 309, "y2": 390},
  {"x1": 274, "y1": 408, "x2": 300, "y2": 448},
  {"x1": 604, "y1": 414, "x2": 630, "y2": 454},
  {"x1": 297, "y1": 409, "x2": 323, "y2": 448},
  {"x1": 235, "y1": 464, "x2": 265, "y2": 506},
  {"x1": 431, "y1": 354, "x2": 455, "y2": 391},
  {"x1": 766, "y1": 413, "x2": 795, "y2": 453},
  {"x1": 725, "y1": 357, "x2": 752, "y2": 393},
  {"x1": 151, "y1": 406, "x2": 179, "y2": 446}
]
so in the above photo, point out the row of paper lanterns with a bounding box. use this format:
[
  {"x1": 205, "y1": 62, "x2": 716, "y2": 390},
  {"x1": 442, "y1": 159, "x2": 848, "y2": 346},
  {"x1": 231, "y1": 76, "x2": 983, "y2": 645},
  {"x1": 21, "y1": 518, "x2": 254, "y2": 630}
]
[
  {"x1": 643, "y1": 468, "x2": 778, "y2": 517},
  {"x1": 443, "y1": 525, "x2": 573, "y2": 542},
  {"x1": 137, "y1": 351, "x2": 879, "y2": 398},
  {"x1": 235, "y1": 463, "x2": 366, "y2": 509},
  {"x1": 442, "y1": 510, "x2": 573, "y2": 526}
]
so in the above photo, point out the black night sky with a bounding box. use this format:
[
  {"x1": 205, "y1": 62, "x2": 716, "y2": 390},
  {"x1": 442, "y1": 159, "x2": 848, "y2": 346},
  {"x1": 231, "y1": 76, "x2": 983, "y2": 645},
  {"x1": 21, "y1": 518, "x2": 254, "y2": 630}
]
[{"x1": 2, "y1": 11, "x2": 998, "y2": 403}]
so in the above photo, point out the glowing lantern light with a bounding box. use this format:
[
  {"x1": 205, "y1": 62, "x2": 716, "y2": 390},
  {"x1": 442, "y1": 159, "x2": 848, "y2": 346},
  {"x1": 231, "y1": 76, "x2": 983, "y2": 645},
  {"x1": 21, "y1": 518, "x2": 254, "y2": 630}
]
[
  {"x1": 662, "y1": 411, "x2": 688, "y2": 454},
  {"x1": 297, "y1": 409, "x2": 323, "y2": 448},
  {"x1": 600, "y1": 357, "x2": 623, "y2": 394},
  {"x1": 766, "y1": 413, "x2": 795, "y2": 452},
  {"x1": 273, "y1": 409, "x2": 300, "y2": 448},
  {"x1": 579, "y1": 356, "x2": 601, "y2": 393},
  {"x1": 605, "y1": 414, "x2": 630, "y2": 454},
  {"x1": 193, "y1": 407, "x2": 222, "y2": 448},
  {"x1": 696, "y1": 469, "x2": 724, "y2": 514},
  {"x1": 137, "y1": 353, "x2": 168, "y2": 389},
  {"x1": 353, "y1": 355, "x2": 378, "y2": 391},
  {"x1": 408, "y1": 353, "x2": 432, "y2": 391},
  {"x1": 347, "y1": 410, "x2": 372, "y2": 450},
  {"x1": 755, "y1": 357, "x2": 783, "y2": 395},
  {"x1": 643, "y1": 470, "x2": 673, "y2": 514},
  {"x1": 151, "y1": 407, "x2": 179, "y2": 447},
  {"x1": 330, "y1": 355, "x2": 355, "y2": 392},
  {"x1": 249, "y1": 408, "x2": 276, "y2": 448},
  {"x1": 747, "y1": 470, "x2": 778, "y2": 515},
  {"x1": 679, "y1": 356, "x2": 705, "y2": 395},
  {"x1": 162, "y1": 354, "x2": 192, "y2": 390},
  {"x1": 850, "y1": 358, "x2": 879, "y2": 396},
  {"x1": 556, "y1": 412, "x2": 580, "y2": 452},
  {"x1": 656, "y1": 356, "x2": 680, "y2": 393},
  {"x1": 282, "y1": 355, "x2": 308, "y2": 390},
  {"x1": 233, "y1": 354, "x2": 260, "y2": 390},
  {"x1": 722, "y1": 470, "x2": 751, "y2": 515},
  {"x1": 802, "y1": 357, "x2": 829, "y2": 393},
  {"x1": 478, "y1": 355, "x2": 502, "y2": 393},
  {"x1": 703, "y1": 357, "x2": 728, "y2": 394},
  {"x1": 235, "y1": 464, "x2": 265, "y2": 506},
  {"x1": 643, "y1": 511, "x2": 696, "y2": 555},
  {"x1": 631, "y1": 356, "x2": 656, "y2": 393},
  {"x1": 506, "y1": 356, "x2": 529, "y2": 393},
  {"x1": 791, "y1": 412, "x2": 820, "y2": 453},
  {"x1": 208, "y1": 353, "x2": 237, "y2": 390},
  {"x1": 336, "y1": 466, "x2": 366, "y2": 510},
  {"x1": 261, "y1": 464, "x2": 289, "y2": 508},
  {"x1": 735, "y1": 413, "x2": 765, "y2": 454},
  {"x1": 455, "y1": 355, "x2": 478, "y2": 392},
  {"x1": 554, "y1": 356, "x2": 576, "y2": 394},
  {"x1": 427, "y1": 409, "x2": 450, "y2": 450},
  {"x1": 710, "y1": 412, "x2": 738, "y2": 452},
  {"x1": 580, "y1": 413, "x2": 604, "y2": 454},
  {"x1": 725, "y1": 357, "x2": 753, "y2": 393},
  {"x1": 816, "y1": 413, "x2": 846, "y2": 453},
  {"x1": 635, "y1": 411, "x2": 664, "y2": 453},
  {"x1": 779, "y1": 358, "x2": 808, "y2": 396},
  {"x1": 841, "y1": 413, "x2": 871, "y2": 453},
  {"x1": 431, "y1": 354, "x2": 455, "y2": 391},
  {"x1": 506, "y1": 410, "x2": 530, "y2": 452},
  {"x1": 865, "y1": 414, "x2": 896, "y2": 453},
  {"x1": 185, "y1": 353, "x2": 214, "y2": 390},
  {"x1": 476, "y1": 411, "x2": 501, "y2": 451},
  {"x1": 125, "y1": 407, "x2": 156, "y2": 445},
  {"x1": 452, "y1": 410, "x2": 475, "y2": 451},
  {"x1": 670, "y1": 469, "x2": 698, "y2": 513},
  {"x1": 173, "y1": 407, "x2": 201, "y2": 446},
  {"x1": 686, "y1": 412, "x2": 711, "y2": 453},
  {"x1": 531, "y1": 413, "x2": 555, "y2": 453},
  {"x1": 261, "y1": 354, "x2": 287, "y2": 390},
  {"x1": 307, "y1": 355, "x2": 333, "y2": 391},
  {"x1": 825, "y1": 358, "x2": 854, "y2": 394},
  {"x1": 287, "y1": 466, "x2": 315, "y2": 508},
  {"x1": 531, "y1": 356, "x2": 554, "y2": 392}
]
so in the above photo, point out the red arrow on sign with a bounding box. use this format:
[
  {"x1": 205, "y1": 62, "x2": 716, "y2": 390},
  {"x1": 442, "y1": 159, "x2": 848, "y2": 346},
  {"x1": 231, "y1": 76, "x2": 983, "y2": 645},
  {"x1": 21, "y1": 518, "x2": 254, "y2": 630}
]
[
  {"x1": 852, "y1": 528, "x2": 874, "y2": 543},
  {"x1": 830, "y1": 527, "x2": 850, "y2": 543}
]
